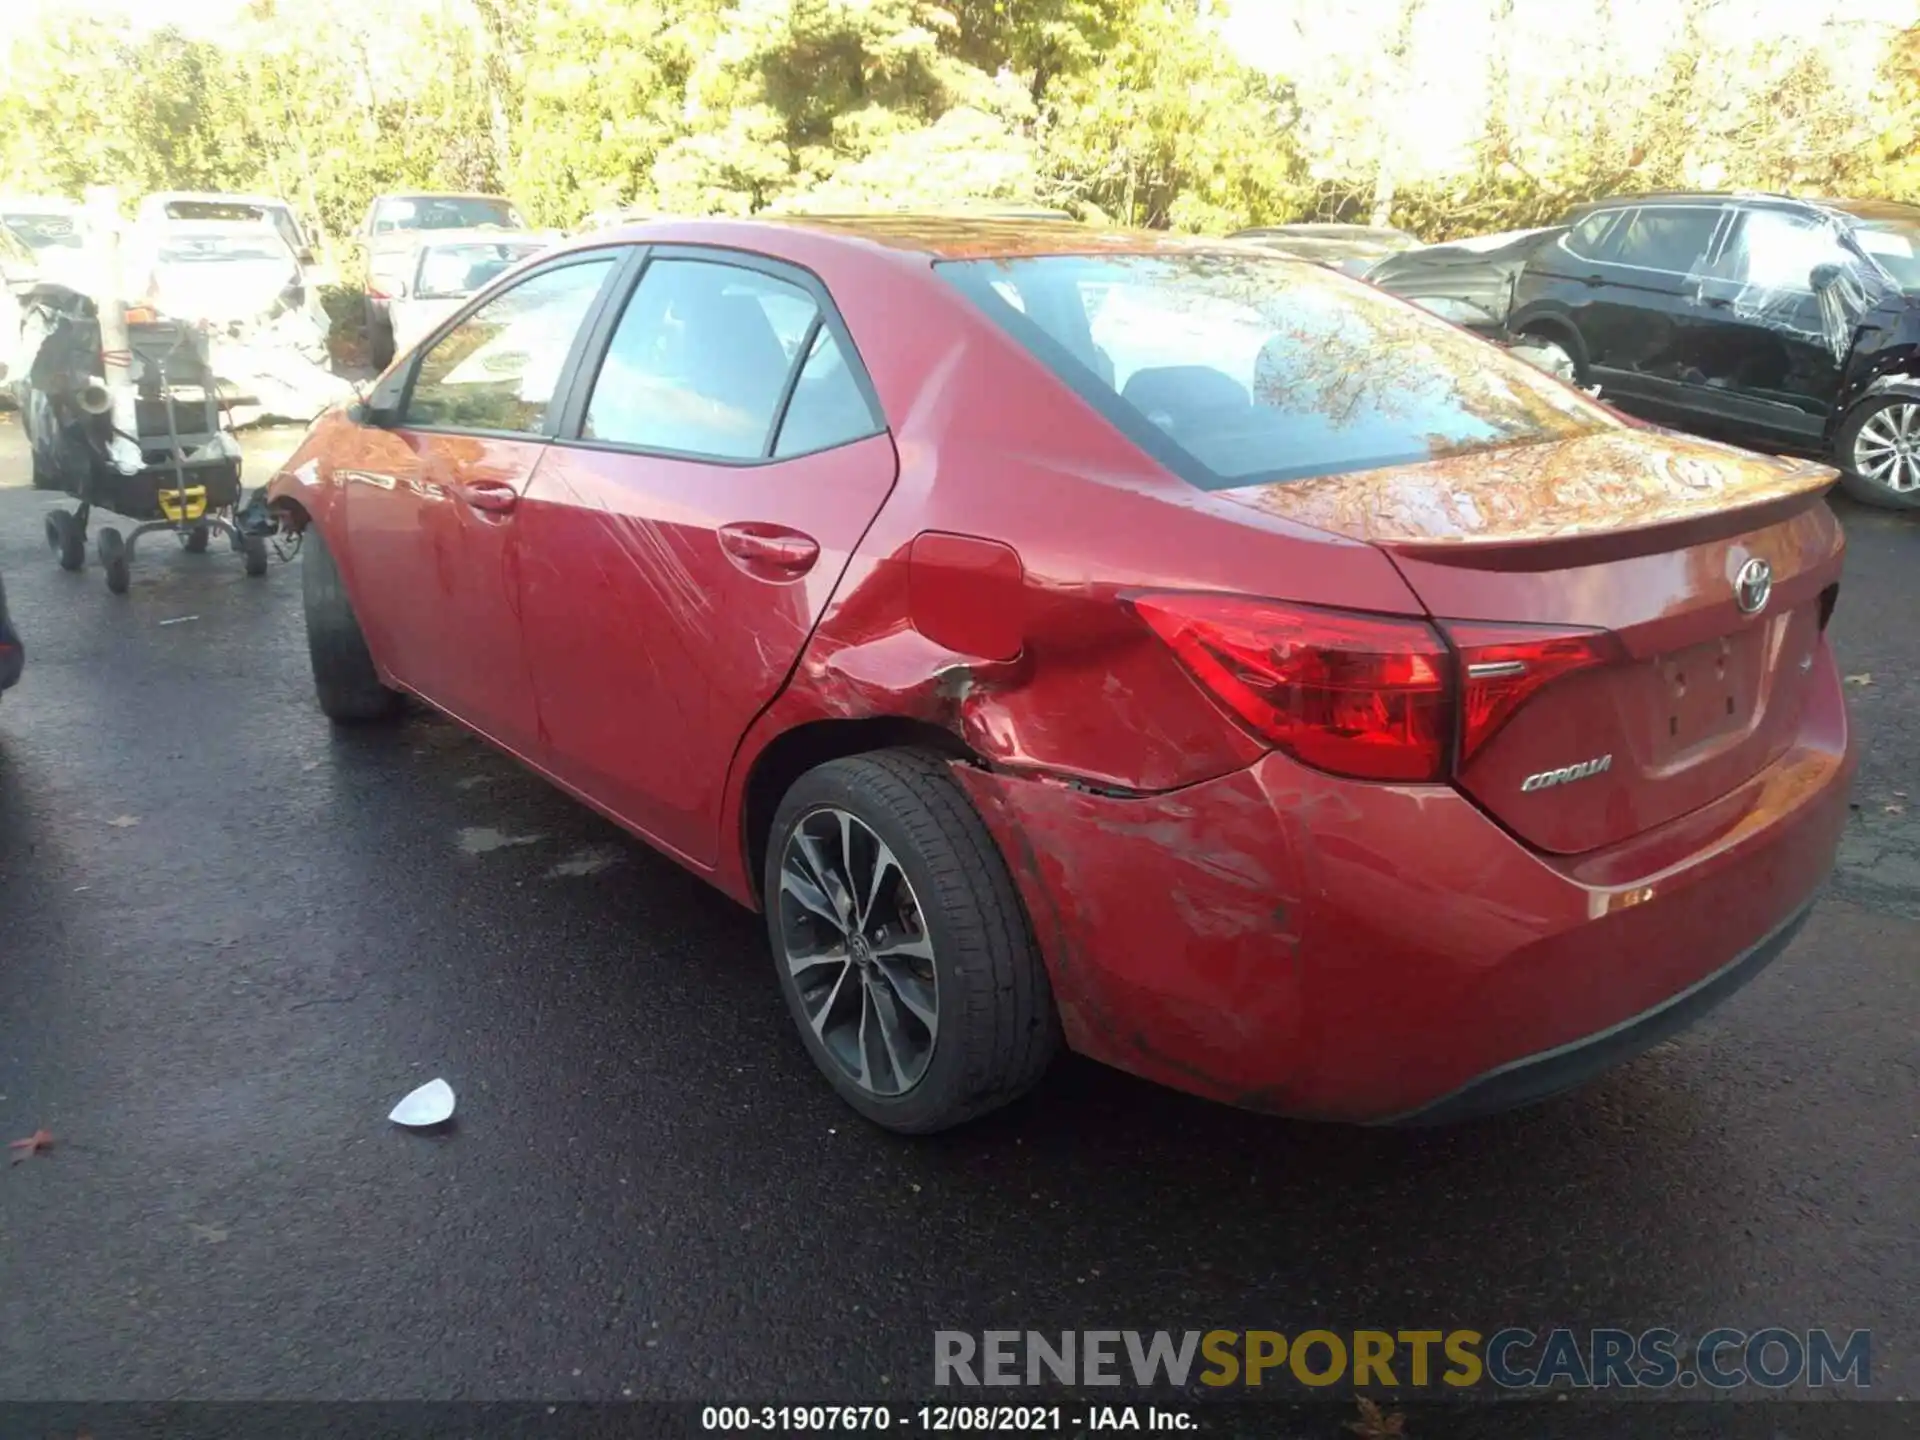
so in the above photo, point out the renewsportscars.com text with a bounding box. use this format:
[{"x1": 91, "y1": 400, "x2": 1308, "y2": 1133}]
[{"x1": 933, "y1": 1328, "x2": 1871, "y2": 1391}]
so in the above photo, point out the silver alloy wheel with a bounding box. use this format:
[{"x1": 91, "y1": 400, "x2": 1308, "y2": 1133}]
[
  {"x1": 1853, "y1": 402, "x2": 1920, "y2": 495},
  {"x1": 776, "y1": 806, "x2": 939, "y2": 1097}
]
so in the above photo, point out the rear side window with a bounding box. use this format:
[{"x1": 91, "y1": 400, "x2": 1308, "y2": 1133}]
[
  {"x1": 583, "y1": 259, "x2": 808, "y2": 459},
  {"x1": 1607, "y1": 206, "x2": 1725, "y2": 275},
  {"x1": 940, "y1": 253, "x2": 1612, "y2": 489}
]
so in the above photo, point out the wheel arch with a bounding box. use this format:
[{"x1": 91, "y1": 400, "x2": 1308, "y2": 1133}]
[{"x1": 740, "y1": 716, "x2": 979, "y2": 910}]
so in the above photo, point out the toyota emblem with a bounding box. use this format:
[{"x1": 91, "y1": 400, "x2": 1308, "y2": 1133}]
[{"x1": 1734, "y1": 557, "x2": 1773, "y2": 615}]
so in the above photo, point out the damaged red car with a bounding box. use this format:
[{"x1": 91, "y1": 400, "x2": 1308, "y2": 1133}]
[{"x1": 267, "y1": 216, "x2": 1856, "y2": 1133}]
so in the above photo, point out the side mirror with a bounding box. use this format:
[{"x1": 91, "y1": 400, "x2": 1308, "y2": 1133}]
[
  {"x1": 1810, "y1": 263, "x2": 1842, "y2": 291},
  {"x1": 351, "y1": 400, "x2": 400, "y2": 429},
  {"x1": 298, "y1": 247, "x2": 316, "y2": 266}
]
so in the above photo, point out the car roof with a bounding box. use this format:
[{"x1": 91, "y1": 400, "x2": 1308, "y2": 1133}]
[
  {"x1": 142, "y1": 192, "x2": 292, "y2": 208},
  {"x1": 599, "y1": 213, "x2": 1260, "y2": 262},
  {"x1": 409, "y1": 227, "x2": 551, "y2": 246},
  {"x1": 375, "y1": 192, "x2": 519, "y2": 205},
  {"x1": 0, "y1": 196, "x2": 84, "y2": 213},
  {"x1": 1563, "y1": 190, "x2": 1920, "y2": 227}
]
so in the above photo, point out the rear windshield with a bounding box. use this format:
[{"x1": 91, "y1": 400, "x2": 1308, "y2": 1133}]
[
  {"x1": 414, "y1": 241, "x2": 545, "y2": 298},
  {"x1": 4, "y1": 213, "x2": 84, "y2": 251},
  {"x1": 939, "y1": 253, "x2": 1612, "y2": 488},
  {"x1": 375, "y1": 197, "x2": 525, "y2": 234}
]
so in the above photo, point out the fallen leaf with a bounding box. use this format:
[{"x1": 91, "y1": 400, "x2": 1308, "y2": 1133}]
[
  {"x1": 1887, "y1": 804, "x2": 1907, "y2": 815},
  {"x1": 9, "y1": 1129, "x2": 54, "y2": 1163},
  {"x1": 1843, "y1": 673, "x2": 1873, "y2": 686},
  {"x1": 107, "y1": 815, "x2": 141, "y2": 828},
  {"x1": 1347, "y1": 1397, "x2": 1406, "y2": 1439}
]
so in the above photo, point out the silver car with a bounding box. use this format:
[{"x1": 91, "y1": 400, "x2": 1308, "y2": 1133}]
[{"x1": 388, "y1": 231, "x2": 554, "y2": 358}]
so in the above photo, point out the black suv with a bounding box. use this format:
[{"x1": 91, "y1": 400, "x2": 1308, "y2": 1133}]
[{"x1": 1370, "y1": 192, "x2": 1920, "y2": 510}]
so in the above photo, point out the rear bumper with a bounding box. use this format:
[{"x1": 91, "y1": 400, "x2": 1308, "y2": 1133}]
[
  {"x1": 956, "y1": 643, "x2": 1856, "y2": 1123},
  {"x1": 1381, "y1": 900, "x2": 1813, "y2": 1126}
]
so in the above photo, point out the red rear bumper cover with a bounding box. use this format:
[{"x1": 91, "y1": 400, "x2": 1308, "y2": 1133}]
[{"x1": 956, "y1": 645, "x2": 1856, "y2": 1122}]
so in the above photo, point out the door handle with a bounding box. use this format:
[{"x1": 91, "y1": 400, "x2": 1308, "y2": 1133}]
[
  {"x1": 1701, "y1": 296, "x2": 1732, "y2": 309},
  {"x1": 718, "y1": 522, "x2": 820, "y2": 578},
  {"x1": 452, "y1": 479, "x2": 519, "y2": 514},
  {"x1": 1581, "y1": 274, "x2": 1605, "y2": 287}
]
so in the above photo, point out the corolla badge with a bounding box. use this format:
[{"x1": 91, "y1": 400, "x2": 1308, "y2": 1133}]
[
  {"x1": 1521, "y1": 755, "x2": 1613, "y2": 793},
  {"x1": 1734, "y1": 557, "x2": 1773, "y2": 615}
]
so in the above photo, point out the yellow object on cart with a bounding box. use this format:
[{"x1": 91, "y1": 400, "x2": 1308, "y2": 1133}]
[{"x1": 157, "y1": 486, "x2": 209, "y2": 524}]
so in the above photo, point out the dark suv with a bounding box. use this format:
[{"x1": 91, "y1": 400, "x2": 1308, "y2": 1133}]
[{"x1": 1373, "y1": 192, "x2": 1920, "y2": 510}]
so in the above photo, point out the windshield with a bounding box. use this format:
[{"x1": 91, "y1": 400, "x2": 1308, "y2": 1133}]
[
  {"x1": 375, "y1": 197, "x2": 525, "y2": 234},
  {"x1": 155, "y1": 232, "x2": 294, "y2": 265},
  {"x1": 1851, "y1": 220, "x2": 1920, "y2": 292},
  {"x1": 414, "y1": 242, "x2": 544, "y2": 299},
  {"x1": 163, "y1": 201, "x2": 304, "y2": 255},
  {"x1": 4, "y1": 213, "x2": 84, "y2": 251},
  {"x1": 939, "y1": 253, "x2": 1612, "y2": 489}
]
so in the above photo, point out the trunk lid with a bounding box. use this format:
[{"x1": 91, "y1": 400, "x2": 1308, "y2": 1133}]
[{"x1": 1220, "y1": 428, "x2": 1845, "y2": 854}]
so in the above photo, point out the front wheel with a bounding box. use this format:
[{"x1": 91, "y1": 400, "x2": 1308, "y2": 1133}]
[
  {"x1": 300, "y1": 523, "x2": 402, "y2": 722},
  {"x1": 763, "y1": 748, "x2": 1057, "y2": 1134},
  {"x1": 1836, "y1": 395, "x2": 1920, "y2": 510}
]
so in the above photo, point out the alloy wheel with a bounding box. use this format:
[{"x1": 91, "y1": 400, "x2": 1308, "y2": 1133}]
[
  {"x1": 776, "y1": 806, "x2": 939, "y2": 1097},
  {"x1": 1853, "y1": 403, "x2": 1920, "y2": 495}
]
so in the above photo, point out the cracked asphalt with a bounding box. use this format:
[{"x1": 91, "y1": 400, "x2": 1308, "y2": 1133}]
[{"x1": 0, "y1": 409, "x2": 1915, "y2": 1419}]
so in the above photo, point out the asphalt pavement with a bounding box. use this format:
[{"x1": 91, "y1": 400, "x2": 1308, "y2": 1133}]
[{"x1": 0, "y1": 408, "x2": 1916, "y2": 1420}]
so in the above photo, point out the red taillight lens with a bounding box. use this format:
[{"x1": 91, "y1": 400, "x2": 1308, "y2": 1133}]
[
  {"x1": 1131, "y1": 593, "x2": 1453, "y2": 782},
  {"x1": 1446, "y1": 621, "x2": 1622, "y2": 764}
]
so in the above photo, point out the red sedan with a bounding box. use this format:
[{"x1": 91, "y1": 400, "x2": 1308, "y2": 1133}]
[{"x1": 268, "y1": 216, "x2": 1855, "y2": 1133}]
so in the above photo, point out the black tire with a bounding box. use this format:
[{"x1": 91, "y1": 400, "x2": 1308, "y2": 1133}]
[
  {"x1": 763, "y1": 747, "x2": 1057, "y2": 1134},
  {"x1": 44, "y1": 510, "x2": 85, "y2": 572},
  {"x1": 183, "y1": 525, "x2": 210, "y2": 554},
  {"x1": 242, "y1": 534, "x2": 269, "y2": 577},
  {"x1": 98, "y1": 527, "x2": 129, "y2": 595},
  {"x1": 301, "y1": 523, "x2": 401, "y2": 722},
  {"x1": 1835, "y1": 395, "x2": 1920, "y2": 511}
]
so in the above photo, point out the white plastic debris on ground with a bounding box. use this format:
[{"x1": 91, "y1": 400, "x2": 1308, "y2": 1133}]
[
  {"x1": 389, "y1": 1078, "x2": 457, "y2": 1128},
  {"x1": 206, "y1": 309, "x2": 357, "y2": 428}
]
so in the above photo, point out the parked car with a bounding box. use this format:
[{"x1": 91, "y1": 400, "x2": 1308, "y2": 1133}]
[
  {"x1": 268, "y1": 215, "x2": 1855, "y2": 1133},
  {"x1": 359, "y1": 192, "x2": 529, "y2": 367},
  {"x1": 0, "y1": 568, "x2": 22, "y2": 701},
  {"x1": 388, "y1": 231, "x2": 554, "y2": 357},
  {"x1": 1231, "y1": 222, "x2": 1421, "y2": 276},
  {"x1": 126, "y1": 221, "x2": 324, "y2": 339},
  {"x1": 1374, "y1": 192, "x2": 1920, "y2": 511},
  {"x1": 0, "y1": 196, "x2": 88, "y2": 256},
  {"x1": 136, "y1": 192, "x2": 317, "y2": 267}
]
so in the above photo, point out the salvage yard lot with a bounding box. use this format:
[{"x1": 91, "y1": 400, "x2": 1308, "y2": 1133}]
[{"x1": 0, "y1": 408, "x2": 1917, "y2": 1404}]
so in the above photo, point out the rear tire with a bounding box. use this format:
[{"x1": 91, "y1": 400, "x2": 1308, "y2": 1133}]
[
  {"x1": 763, "y1": 747, "x2": 1057, "y2": 1134},
  {"x1": 301, "y1": 523, "x2": 401, "y2": 723},
  {"x1": 242, "y1": 534, "x2": 269, "y2": 578},
  {"x1": 1836, "y1": 395, "x2": 1920, "y2": 511},
  {"x1": 183, "y1": 525, "x2": 210, "y2": 554}
]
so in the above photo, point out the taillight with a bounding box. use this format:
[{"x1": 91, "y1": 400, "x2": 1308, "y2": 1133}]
[
  {"x1": 1130, "y1": 593, "x2": 1453, "y2": 782},
  {"x1": 1445, "y1": 621, "x2": 1622, "y2": 764}
]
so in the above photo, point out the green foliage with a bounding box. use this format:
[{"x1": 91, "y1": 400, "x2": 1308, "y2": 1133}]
[{"x1": 4, "y1": 0, "x2": 1919, "y2": 258}]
